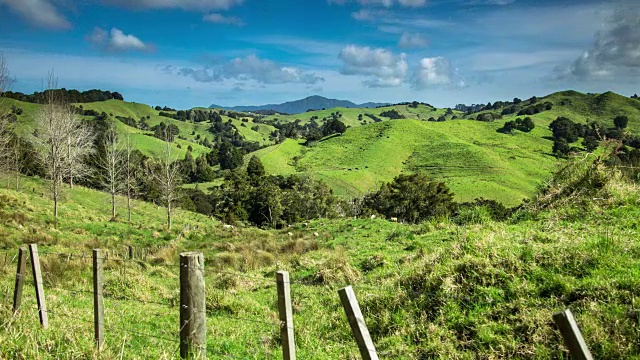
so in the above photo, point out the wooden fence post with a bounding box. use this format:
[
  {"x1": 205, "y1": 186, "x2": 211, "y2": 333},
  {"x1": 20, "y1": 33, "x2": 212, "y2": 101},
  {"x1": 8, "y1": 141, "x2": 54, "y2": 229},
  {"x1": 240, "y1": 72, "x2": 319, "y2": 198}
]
[
  {"x1": 277, "y1": 271, "x2": 296, "y2": 360},
  {"x1": 180, "y1": 252, "x2": 206, "y2": 359},
  {"x1": 338, "y1": 286, "x2": 378, "y2": 360},
  {"x1": 128, "y1": 245, "x2": 133, "y2": 260},
  {"x1": 13, "y1": 247, "x2": 27, "y2": 313},
  {"x1": 93, "y1": 249, "x2": 105, "y2": 349},
  {"x1": 553, "y1": 308, "x2": 593, "y2": 360},
  {"x1": 28, "y1": 244, "x2": 48, "y2": 329}
]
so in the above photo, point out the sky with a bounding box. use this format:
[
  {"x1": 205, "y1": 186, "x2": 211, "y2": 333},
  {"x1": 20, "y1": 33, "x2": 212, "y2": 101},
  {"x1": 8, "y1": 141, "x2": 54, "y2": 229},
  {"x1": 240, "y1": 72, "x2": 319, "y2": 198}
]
[{"x1": 0, "y1": 0, "x2": 639, "y2": 109}]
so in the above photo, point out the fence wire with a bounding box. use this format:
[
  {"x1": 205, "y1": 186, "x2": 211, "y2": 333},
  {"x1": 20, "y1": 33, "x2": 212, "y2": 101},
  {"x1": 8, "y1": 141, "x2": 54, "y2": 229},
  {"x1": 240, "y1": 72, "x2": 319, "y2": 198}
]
[{"x1": 3, "y1": 244, "x2": 393, "y2": 359}]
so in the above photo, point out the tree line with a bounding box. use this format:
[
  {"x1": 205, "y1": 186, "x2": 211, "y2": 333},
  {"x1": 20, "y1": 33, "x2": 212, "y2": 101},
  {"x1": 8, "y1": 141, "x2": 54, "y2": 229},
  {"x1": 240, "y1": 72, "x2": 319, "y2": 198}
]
[{"x1": 4, "y1": 88, "x2": 123, "y2": 104}]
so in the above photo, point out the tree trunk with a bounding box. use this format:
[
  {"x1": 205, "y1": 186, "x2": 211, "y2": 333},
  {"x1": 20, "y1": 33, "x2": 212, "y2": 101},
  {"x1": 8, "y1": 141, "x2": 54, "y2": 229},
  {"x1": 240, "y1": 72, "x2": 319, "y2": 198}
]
[
  {"x1": 53, "y1": 179, "x2": 58, "y2": 222},
  {"x1": 127, "y1": 190, "x2": 131, "y2": 223},
  {"x1": 111, "y1": 191, "x2": 116, "y2": 221},
  {"x1": 167, "y1": 201, "x2": 172, "y2": 230}
]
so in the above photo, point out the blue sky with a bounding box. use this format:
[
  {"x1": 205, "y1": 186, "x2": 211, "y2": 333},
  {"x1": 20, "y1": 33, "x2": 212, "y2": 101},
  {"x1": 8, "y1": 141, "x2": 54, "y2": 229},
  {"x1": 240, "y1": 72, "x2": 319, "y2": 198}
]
[{"x1": 0, "y1": 0, "x2": 638, "y2": 109}]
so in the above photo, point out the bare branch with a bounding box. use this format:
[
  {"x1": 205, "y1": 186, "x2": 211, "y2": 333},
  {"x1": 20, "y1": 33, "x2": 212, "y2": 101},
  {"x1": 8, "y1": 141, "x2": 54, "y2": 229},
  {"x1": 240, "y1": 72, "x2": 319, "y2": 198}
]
[
  {"x1": 31, "y1": 70, "x2": 94, "y2": 219},
  {"x1": 149, "y1": 130, "x2": 182, "y2": 230}
]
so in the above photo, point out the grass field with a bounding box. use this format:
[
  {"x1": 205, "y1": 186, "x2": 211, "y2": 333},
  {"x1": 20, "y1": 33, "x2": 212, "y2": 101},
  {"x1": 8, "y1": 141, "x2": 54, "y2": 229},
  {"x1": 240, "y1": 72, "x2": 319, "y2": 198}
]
[{"x1": 2, "y1": 161, "x2": 640, "y2": 358}]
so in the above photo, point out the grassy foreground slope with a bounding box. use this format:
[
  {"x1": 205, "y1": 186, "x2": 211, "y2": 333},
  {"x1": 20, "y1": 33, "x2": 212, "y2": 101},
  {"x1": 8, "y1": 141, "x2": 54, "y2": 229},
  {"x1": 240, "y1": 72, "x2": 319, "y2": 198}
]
[{"x1": 1, "y1": 163, "x2": 640, "y2": 358}]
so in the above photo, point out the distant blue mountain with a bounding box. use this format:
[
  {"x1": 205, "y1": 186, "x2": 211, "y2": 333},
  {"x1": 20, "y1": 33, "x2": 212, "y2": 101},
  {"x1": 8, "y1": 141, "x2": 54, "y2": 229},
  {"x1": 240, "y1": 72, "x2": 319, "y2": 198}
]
[{"x1": 209, "y1": 95, "x2": 390, "y2": 114}]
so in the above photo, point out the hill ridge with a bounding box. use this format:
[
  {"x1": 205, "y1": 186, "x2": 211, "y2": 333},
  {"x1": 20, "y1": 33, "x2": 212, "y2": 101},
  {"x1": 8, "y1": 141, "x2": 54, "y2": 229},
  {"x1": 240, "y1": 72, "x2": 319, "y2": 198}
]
[{"x1": 209, "y1": 95, "x2": 390, "y2": 114}]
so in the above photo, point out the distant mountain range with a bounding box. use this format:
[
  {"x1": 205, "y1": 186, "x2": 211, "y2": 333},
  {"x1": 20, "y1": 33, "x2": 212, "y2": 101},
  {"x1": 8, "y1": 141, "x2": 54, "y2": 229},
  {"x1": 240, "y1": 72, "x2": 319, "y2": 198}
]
[{"x1": 209, "y1": 95, "x2": 390, "y2": 115}]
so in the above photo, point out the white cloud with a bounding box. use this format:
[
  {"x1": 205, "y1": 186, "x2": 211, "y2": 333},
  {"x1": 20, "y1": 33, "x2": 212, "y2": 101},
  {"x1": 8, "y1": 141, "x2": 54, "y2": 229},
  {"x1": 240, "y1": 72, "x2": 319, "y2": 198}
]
[
  {"x1": 413, "y1": 57, "x2": 452, "y2": 88},
  {"x1": 167, "y1": 55, "x2": 324, "y2": 85},
  {"x1": 101, "y1": 0, "x2": 243, "y2": 11},
  {"x1": 330, "y1": 0, "x2": 426, "y2": 8},
  {"x1": 351, "y1": 9, "x2": 454, "y2": 31},
  {"x1": 556, "y1": 7, "x2": 640, "y2": 80},
  {"x1": 0, "y1": 0, "x2": 71, "y2": 29},
  {"x1": 203, "y1": 13, "x2": 244, "y2": 26},
  {"x1": 86, "y1": 27, "x2": 152, "y2": 53},
  {"x1": 338, "y1": 45, "x2": 408, "y2": 87},
  {"x1": 398, "y1": 32, "x2": 428, "y2": 49}
]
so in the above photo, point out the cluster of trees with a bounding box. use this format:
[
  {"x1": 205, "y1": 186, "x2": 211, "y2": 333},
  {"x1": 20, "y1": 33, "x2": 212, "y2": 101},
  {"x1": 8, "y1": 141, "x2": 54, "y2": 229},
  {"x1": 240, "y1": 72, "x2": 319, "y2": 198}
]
[
  {"x1": 549, "y1": 115, "x2": 631, "y2": 157},
  {"x1": 159, "y1": 109, "x2": 223, "y2": 123},
  {"x1": 458, "y1": 96, "x2": 545, "y2": 116},
  {"x1": 379, "y1": 109, "x2": 405, "y2": 119},
  {"x1": 152, "y1": 122, "x2": 180, "y2": 142},
  {"x1": 514, "y1": 102, "x2": 553, "y2": 116},
  {"x1": 259, "y1": 115, "x2": 348, "y2": 145},
  {"x1": 184, "y1": 157, "x2": 338, "y2": 227},
  {"x1": 4, "y1": 89, "x2": 123, "y2": 104},
  {"x1": 499, "y1": 117, "x2": 535, "y2": 134},
  {"x1": 477, "y1": 113, "x2": 503, "y2": 122},
  {"x1": 155, "y1": 105, "x2": 176, "y2": 111},
  {"x1": 375, "y1": 101, "x2": 434, "y2": 109},
  {"x1": 363, "y1": 173, "x2": 455, "y2": 223}
]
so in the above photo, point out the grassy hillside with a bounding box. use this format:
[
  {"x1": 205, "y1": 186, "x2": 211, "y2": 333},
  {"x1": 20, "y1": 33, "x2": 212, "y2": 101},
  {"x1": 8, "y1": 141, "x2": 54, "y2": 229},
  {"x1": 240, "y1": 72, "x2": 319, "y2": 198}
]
[
  {"x1": 5, "y1": 91, "x2": 640, "y2": 206},
  {"x1": 262, "y1": 103, "x2": 452, "y2": 128},
  {"x1": 247, "y1": 91, "x2": 640, "y2": 205},
  {"x1": 2, "y1": 163, "x2": 640, "y2": 358},
  {"x1": 251, "y1": 118, "x2": 555, "y2": 205},
  {"x1": 1, "y1": 98, "x2": 275, "y2": 160}
]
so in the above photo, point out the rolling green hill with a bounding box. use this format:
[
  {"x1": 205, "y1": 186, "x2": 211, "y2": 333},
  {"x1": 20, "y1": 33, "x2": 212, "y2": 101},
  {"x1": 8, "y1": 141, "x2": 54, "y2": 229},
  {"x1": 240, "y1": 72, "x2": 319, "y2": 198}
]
[
  {"x1": 4, "y1": 90, "x2": 640, "y2": 206},
  {"x1": 1, "y1": 98, "x2": 275, "y2": 160},
  {"x1": 246, "y1": 91, "x2": 640, "y2": 205}
]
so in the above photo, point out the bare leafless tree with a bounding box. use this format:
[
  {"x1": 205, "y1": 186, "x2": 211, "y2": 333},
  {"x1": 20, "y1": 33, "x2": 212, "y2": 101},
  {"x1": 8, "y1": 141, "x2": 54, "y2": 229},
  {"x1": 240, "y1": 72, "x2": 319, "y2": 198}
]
[
  {"x1": 64, "y1": 116, "x2": 94, "y2": 189},
  {"x1": 32, "y1": 71, "x2": 94, "y2": 221},
  {"x1": 0, "y1": 53, "x2": 16, "y2": 179},
  {"x1": 10, "y1": 136, "x2": 23, "y2": 191},
  {"x1": 124, "y1": 132, "x2": 138, "y2": 222},
  {"x1": 149, "y1": 130, "x2": 182, "y2": 230},
  {"x1": 99, "y1": 123, "x2": 124, "y2": 220}
]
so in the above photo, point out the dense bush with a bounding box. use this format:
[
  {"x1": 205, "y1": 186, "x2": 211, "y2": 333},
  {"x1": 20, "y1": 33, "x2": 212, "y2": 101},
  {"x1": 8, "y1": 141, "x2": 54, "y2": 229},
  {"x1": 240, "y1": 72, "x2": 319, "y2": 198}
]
[
  {"x1": 364, "y1": 173, "x2": 455, "y2": 223},
  {"x1": 379, "y1": 109, "x2": 405, "y2": 119}
]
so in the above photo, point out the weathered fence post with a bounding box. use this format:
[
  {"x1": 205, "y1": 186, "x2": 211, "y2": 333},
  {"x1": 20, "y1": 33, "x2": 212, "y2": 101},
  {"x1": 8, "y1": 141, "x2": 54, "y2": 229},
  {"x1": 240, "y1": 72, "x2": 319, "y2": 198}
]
[
  {"x1": 277, "y1": 271, "x2": 296, "y2": 360},
  {"x1": 28, "y1": 244, "x2": 48, "y2": 329},
  {"x1": 338, "y1": 286, "x2": 378, "y2": 360},
  {"x1": 13, "y1": 247, "x2": 27, "y2": 313},
  {"x1": 180, "y1": 252, "x2": 206, "y2": 359},
  {"x1": 93, "y1": 249, "x2": 105, "y2": 349},
  {"x1": 553, "y1": 308, "x2": 593, "y2": 360},
  {"x1": 128, "y1": 245, "x2": 133, "y2": 260}
]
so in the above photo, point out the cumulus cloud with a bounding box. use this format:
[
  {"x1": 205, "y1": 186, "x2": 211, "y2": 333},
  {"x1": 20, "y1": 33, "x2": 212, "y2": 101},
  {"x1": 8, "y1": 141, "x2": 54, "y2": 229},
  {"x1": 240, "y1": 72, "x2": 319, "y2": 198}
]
[
  {"x1": 86, "y1": 27, "x2": 153, "y2": 53},
  {"x1": 0, "y1": 0, "x2": 71, "y2": 29},
  {"x1": 203, "y1": 13, "x2": 244, "y2": 26},
  {"x1": 338, "y1": 45, "x2": 408, "y2": 87},
  {"x1": 330, "y1": 0, "x2": 426, "y2": 8},
  {"x1": 398, "y1": 32, "x2": 429, "y2": 49},
  {"x1": 412, "y1": 57, "x2": 453, "y2": 88},
  {"x1": 556, "y1": 8, "x2": 640, "y2": 80},
  {"x1": 101, "y1": 0, "x2": 243, "y2": 11},
  {"x1": 166, "y1": 55, "x2": 324, "y2": 85}
]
